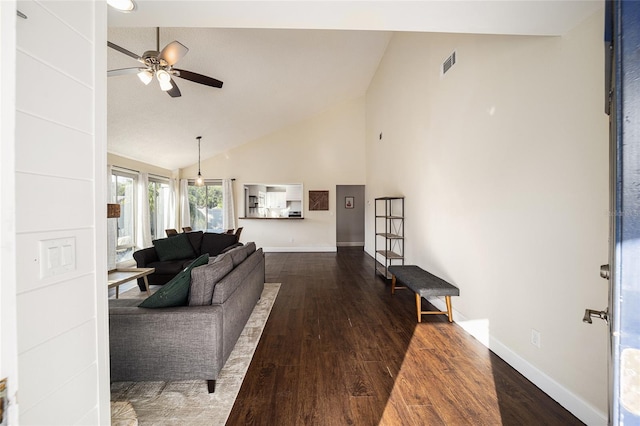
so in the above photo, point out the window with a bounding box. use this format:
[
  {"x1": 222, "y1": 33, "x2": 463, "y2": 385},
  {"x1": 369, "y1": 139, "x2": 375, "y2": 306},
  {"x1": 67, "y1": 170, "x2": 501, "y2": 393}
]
[
  {"x1": 148, "y1": 177, "x2": 171, "y2": 240},
  {"x1": 188, "y1": 181, "x2": 223, "y2": 233},
  {"x1": 111, "y1": 170, "x2": 137, "y2": 263}
]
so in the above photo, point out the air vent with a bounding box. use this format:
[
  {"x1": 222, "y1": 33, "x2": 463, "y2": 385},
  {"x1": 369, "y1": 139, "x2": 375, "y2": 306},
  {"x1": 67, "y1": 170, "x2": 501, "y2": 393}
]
[{"x1": 442, "y1": 50, "x2": 456, "y2": 76}]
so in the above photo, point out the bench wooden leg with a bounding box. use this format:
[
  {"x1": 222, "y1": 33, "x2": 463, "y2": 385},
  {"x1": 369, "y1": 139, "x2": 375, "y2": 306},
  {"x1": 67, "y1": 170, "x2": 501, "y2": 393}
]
[
  {"x1": 391, "y1": 275, "x2": 396, "y2": 294},
  {"x1": 445, "y1": 295, "x2": 453, "y2": 323},
  {"x1": 415, "y1": 293, "x2": 422, "y2": 323}
]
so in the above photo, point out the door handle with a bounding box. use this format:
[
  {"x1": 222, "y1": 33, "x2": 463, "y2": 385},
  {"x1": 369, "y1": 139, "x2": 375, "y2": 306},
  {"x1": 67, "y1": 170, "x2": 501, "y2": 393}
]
[
  {"x1": 583, "y1": 308, "x2": 609, "y2": 325},
  {"x1": 600, "y1": 264, "x2": 610, "y2": 279},
  {"x1": 584, "y1": 265, "x2": 610, "y2": 324}
]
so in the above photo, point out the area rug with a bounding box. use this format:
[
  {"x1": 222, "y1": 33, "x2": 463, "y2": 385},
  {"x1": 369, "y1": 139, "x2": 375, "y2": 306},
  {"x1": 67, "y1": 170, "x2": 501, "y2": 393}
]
[{"x1": 110, "y1": 283, "x2": 281, "y2": 426}]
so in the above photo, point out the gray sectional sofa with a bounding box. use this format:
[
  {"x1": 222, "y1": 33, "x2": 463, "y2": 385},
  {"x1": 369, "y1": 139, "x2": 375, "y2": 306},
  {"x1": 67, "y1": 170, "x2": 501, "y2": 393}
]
[{"x1": 109, "y1": 242, "x2": 265, "y2": 393}]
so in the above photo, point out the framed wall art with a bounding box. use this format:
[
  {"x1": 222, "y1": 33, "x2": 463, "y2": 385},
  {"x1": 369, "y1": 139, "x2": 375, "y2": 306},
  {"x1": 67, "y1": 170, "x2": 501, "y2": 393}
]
[
  {"x1": 345, "y1": 196, "x2": 354, "y2": 209},
  {"x1": 309, "y1": 190, "x2": 329, "y2": 211}
]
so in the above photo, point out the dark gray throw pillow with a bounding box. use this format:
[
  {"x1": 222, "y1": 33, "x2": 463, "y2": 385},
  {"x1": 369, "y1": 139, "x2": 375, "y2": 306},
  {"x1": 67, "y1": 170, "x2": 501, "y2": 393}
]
[
  {"x1": 153, "y1": 233, "x2": 196, "y2": 261},
  {"x1": 139, "y1": 254, "x2": 209, "y2": 308},
  {"x1": 185, "y1": 230, "x2": 204, "y2": 253},
  {"x1": 200, "y1": 232, "x2": 238, "y2": 257}
]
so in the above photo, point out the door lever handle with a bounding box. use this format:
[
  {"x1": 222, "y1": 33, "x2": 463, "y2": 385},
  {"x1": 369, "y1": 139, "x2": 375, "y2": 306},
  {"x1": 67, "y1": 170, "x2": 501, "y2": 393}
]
[
  {"x1": 600, "y1": 264, "x2": 610, "y2": 280},
  {"x1": 583, "y1": 308, "x2": 609, "y2": 324}
]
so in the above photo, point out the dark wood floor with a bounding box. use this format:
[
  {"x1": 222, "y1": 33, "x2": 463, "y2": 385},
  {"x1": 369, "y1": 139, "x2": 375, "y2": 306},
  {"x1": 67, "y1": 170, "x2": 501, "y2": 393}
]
[{"x1": 227, "y1": 247, "x2": 583, "y2": 425}]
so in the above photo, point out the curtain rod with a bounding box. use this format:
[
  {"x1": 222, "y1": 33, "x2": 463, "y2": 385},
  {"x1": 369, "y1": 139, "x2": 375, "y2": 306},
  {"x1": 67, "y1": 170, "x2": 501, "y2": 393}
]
[
  {"x1": 111, "y1": 165, "x2": 138, "y2": 174},
  {"x1": 111, "y1": 165, "x2": 235, "y2": 182},
  {"x1": 186, "y1": 178, "x2": 236, "y2": 181},
  {"x1": 111, "y1": 165, "x2": 171, "y2": 180}
]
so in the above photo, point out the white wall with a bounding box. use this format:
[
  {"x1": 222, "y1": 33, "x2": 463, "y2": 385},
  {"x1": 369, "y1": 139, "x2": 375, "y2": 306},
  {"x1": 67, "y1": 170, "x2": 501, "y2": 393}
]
[
  {"x1": 0, "y1": 1, "x2": 19, "y2": 424},
  {"x1": 14, "y1": 1, "x2": 110, "y2": 424},
  {"x1": 365, "y1": 9, "x2": 609, "y2": 425},
  {"x1": 180, "y1": 96, "x2": 367, "y2": 251}
]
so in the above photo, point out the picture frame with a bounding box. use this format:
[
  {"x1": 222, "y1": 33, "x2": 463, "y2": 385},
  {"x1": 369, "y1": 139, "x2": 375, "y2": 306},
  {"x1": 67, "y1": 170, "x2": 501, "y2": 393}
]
[
  {"x1": 345, "y1": 196, "x2": 354, "y2": 209},
  {"x1": 309, "y1": 190, "x2": 329, "y2": 211}
]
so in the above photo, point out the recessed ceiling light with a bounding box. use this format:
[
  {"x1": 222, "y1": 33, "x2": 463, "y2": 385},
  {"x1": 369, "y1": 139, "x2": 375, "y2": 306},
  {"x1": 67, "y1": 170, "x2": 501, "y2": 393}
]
[{"x1": 107, "y1": 0, "x2": 136, "y2": 12}]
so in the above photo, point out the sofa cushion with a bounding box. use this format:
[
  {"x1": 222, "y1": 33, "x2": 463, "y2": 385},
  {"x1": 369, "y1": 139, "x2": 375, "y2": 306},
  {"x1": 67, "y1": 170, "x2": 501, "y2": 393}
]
[
  {"x1": 244, "y1": 241, "x2": 256, "y2": 256},
  {"x1": 200, "y1": 233, "x2": 238, "y2": 257},
  {"x1": 220, "y1": 242, "x2": 243, "y2": 254},
  {"x1": 189, "y1": 255, "x2": 234, "y2": 306},
  {"x1": 147, "y1": 259, "x2": 190, "y2": 275},
  {"x1": 152, "y1": 233, "x2": 196, "y2": 261},
  {"x1": 211, "y1": 248, "x2": 263, "y2": 305},
  {"x1": 139, "y1": 254, "x2": 209, "y2": 308},
  {"x1": 224, "y1": 244, "x2": 248, "y2": 267},
  {"x1": 185, "y1": 231, "x2": 204, "y2": 253}
]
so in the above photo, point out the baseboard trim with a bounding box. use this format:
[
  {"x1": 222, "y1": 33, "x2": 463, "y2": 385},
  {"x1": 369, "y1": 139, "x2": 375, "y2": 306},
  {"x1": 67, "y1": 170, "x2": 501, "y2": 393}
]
[
  {"x1": 336, "y1": 242, "x2": 365, "y2": 247},
  {"x1": 425, "y1": 296, "x2": 607, "y2": 426},
  {"x1": 263, "y1": 246, "x2": 337, "y2": 253}
]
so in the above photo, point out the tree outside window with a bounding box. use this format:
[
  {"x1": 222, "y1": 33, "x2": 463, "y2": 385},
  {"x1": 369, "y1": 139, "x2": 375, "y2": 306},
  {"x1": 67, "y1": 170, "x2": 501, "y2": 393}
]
[{"x1": 188, "y1": 182, "x2": 223, "y2": 233}]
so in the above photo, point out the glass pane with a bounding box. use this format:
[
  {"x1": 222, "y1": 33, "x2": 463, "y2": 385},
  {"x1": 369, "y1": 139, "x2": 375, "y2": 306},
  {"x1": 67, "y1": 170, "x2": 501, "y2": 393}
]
[
  {"x1": 115, "y1": 174, "x2": 135, "y2": 262},
  {"x1": 148, "y1": 182, "x2": 158, "y2": 240},
  {"x1": 157, "y1": 182, "x2": 170, "y2": 236},
  {"x1": 149, "y1": 181, "x2": 170, "y2": 240},
  {"x1": 188, "y1": 183, "x2": 223, "y2": 233}
]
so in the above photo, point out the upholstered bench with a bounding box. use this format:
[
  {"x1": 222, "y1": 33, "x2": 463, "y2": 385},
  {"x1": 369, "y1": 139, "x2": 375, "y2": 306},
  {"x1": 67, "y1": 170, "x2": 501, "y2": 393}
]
[{"x1": 388, "y1": 265, "x2": 459, "y2": 323}]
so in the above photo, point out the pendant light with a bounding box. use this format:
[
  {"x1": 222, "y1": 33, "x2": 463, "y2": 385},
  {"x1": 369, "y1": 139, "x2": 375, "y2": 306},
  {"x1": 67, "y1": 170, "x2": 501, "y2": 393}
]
[{"x1": 195, "y1": 136, "x2": 204, "y2": 186}]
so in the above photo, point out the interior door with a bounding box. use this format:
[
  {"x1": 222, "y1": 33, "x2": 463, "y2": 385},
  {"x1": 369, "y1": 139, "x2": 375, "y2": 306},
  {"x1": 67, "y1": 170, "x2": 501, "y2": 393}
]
[{"x1": 602, "y1": 1, "x2": 640, "y2": 423}]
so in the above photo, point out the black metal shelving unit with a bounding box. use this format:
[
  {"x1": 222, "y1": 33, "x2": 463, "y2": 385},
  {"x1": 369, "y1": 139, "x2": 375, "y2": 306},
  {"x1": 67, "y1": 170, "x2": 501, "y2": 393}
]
[{"x1": 374, "y1": 196, "x2": 404, "y2": 279}]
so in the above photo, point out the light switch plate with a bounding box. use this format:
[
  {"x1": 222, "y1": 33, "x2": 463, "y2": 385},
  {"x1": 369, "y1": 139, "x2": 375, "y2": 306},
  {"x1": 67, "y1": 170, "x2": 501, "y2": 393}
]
[
  {"x1": 531, "y1": 329, "x2": 541, "y2": 348},
  {"x1": 39, "y1": 237, "x2": 76, "y2": 279}
]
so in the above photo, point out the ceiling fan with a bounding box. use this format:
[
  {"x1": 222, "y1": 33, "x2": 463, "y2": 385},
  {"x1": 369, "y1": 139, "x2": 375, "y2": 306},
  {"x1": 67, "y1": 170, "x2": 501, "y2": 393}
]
[{"x1": 107, "y1": 28, "x2": 223, "y2": 98}]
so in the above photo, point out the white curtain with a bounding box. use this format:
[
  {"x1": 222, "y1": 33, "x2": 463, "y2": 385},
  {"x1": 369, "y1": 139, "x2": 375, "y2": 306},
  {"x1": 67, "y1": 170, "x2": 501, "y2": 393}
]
[
  {"x1": 136, "y1": 172, "x2": 152, "y2": 248},
  {"x1": 222, "y1": 178, "x2": 236, "y2": 231},
  {"x1": 107, "y1": 165, "x2": 116, "y2": 270},
  {"x1": 165, "y1": 178, "x2": 177, "y2": 231},
  {"x1": 180, "y1": 179, "x2": 191, "y2": 229}
]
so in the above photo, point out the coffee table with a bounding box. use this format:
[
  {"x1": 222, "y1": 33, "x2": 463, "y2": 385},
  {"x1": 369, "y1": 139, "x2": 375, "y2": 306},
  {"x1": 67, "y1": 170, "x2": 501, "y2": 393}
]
[{"x1": 108, "y1": 267, "x2": 155, "y2": 298}]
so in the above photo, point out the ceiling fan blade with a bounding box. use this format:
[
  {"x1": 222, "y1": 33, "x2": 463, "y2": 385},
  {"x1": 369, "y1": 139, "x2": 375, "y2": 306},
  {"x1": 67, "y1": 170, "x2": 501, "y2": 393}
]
[
  {"x1": 159, "y1": 41, "x2": 189, "y2": 66},
  {"x1": 167, "y1": 78, "x2": 181, "y2": 97},
  {"x1": 107, "y1": 41, "x2": 144, "y2": 64},
  {"x1": 174, "y1": 68, "x2": 223, "y2": 88},
  {"x1": 107, "y1": 67, "x2": 143, "y2": 77}
]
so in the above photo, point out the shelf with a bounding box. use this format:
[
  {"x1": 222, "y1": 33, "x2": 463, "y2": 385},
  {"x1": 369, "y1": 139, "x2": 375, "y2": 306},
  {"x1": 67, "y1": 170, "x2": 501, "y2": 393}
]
[
  {"x1": 376, "y1": 233, "x2": 403, "y2": 239},
  {"x1": 374, "y1": 196, "x2": 404, "y2": 279},
  {"x1": 376, "y1": 250, "x2": 403, "y2": 259}
]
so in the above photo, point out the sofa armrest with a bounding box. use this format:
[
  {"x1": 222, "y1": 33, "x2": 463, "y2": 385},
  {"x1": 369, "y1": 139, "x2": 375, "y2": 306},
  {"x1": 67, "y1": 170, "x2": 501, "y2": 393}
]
[
  {"x1": 109, "y1": 305, "x2": 224, "y2": 382},
  {"x1": 132, "y1": 246, "x2": 159, "y2": 268}
]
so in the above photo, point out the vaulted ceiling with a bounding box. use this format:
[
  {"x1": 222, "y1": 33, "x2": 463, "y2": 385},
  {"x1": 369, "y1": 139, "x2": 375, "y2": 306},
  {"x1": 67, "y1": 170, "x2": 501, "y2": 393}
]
[{"x1": 107, "y1": 1, "x2": 602, "y2": 170}]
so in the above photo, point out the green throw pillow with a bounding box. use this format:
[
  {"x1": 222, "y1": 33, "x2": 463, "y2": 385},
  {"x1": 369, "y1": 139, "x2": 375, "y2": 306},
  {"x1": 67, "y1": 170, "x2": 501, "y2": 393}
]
[
  {"x1": 139, "y1": 254, "x2": 209, "y2": 308},
  {"x1": 152, "y1": 233, "x2": 196, "y2": 261}
]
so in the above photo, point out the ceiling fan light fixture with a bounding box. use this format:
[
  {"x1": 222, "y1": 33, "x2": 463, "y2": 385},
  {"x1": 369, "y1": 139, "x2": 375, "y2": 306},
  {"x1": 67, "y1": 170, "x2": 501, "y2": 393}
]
[
  {"x1": 107, "y1": 0, "x2": 136, "y2": 12},
  {"x1": 156, "y1": 70, "x2": 173, "y2": 91},
  {"x1": 137, "y1": 69, "x2": 153, "y2": 85}
]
